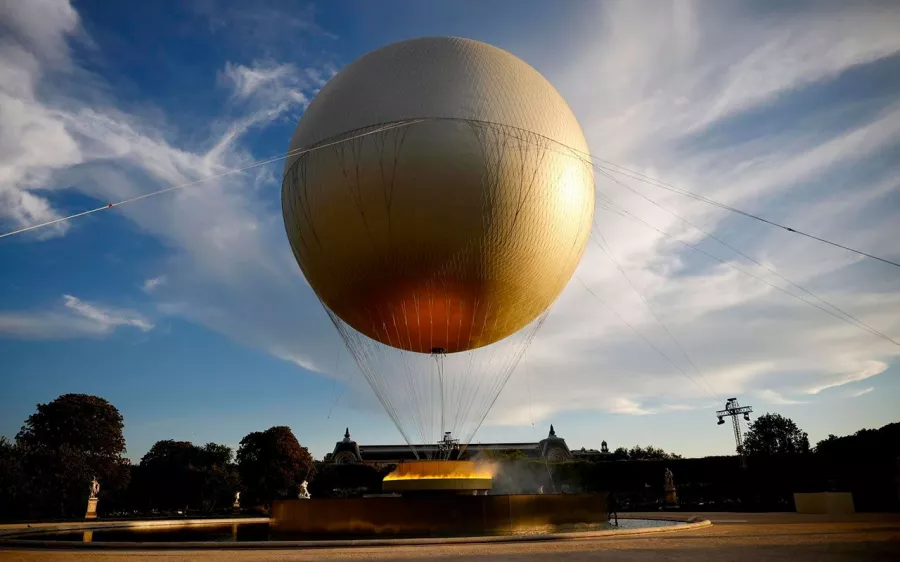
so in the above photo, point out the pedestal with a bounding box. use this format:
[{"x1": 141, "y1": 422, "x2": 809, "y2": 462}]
[
  {"x1": 664, "y1": 488, "x2": 678, "y2": 507},
  {"x1": 793, "y1": 492, "x2": 855, "y2": 514},
  {"x1": 85, "y1": 497, "x2": 98, "y2": 520},
  {"x1": 233, "y1": 500, "x2": 241, "y2": 513}
]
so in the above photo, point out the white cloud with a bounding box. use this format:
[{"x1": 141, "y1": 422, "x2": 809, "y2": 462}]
[
  {"x1": 220, "y1": 61, "x2": 297, "y2": 101},
  {"x1": 0, "y1": 1, "x2": 334, "y2": 369},
  {"x1": 0, "y1": 49, "x2": 81, "y2": 236},
  {"x1": 805, "y1": 360, "x2": 888, "y2": 395},
  {"x1": 757, "y1": 389, "x2": 807, "y2": 406},
  {"x1": 848, "y1": 387, "x2": 875, "y2": 398},
  {"x1": 63, "y1": 294, "x2": 153, "y2": 332},
  {"x1": 0, "y1": 0, "x2": 79, "y2": 61},
  {"x1": 0, "y1": 295, "x2": 153, "y2": 339},
  {"x1": 608, "y1": 398, "x2": 653, "y2": 416},
  {"x1": 142, "y1": 276, "x2": 166, "y2": 293}
]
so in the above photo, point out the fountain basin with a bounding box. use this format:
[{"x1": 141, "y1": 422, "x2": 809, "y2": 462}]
[
  {"x1": 272, "y1": 492, "x2": 608, "y2": 535},
  {"x1": 0, "y1": 515, "x2": 708, "y2": 547}
]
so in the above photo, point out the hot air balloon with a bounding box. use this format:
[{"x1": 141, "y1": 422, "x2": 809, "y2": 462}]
[{"x1": 282, "y1": 37, "x2": 593, "y2": 450}]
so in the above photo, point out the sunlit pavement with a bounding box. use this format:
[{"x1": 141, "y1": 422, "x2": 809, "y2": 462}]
[{"x1": 1, "y1": 512, "x2": 899, "y2": 561}]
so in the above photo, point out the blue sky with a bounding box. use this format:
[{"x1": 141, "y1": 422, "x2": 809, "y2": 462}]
[{"x1": 1, "y1": 0, "x2": 899, "y2": 461}]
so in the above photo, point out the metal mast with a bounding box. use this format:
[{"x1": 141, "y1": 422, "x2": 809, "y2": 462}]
[
  {"x1": 432, "y1": 347, "x2": 447, "y2": 458},
  {"x1": 716, "y1": 397, "x2": 753, "y2": 466}
]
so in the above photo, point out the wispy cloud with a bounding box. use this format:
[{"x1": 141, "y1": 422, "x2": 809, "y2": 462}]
[
  {"x1": 0, "y1": 295, "x2": 153, "y2": 339},
  {"x1": 805, "y1": 360, "x2": 888, "y2": 395},
  {"x1": 62, "y1": 294, "x2": 153, "y2": 332},
  {"x1": 0, "y1": 0, "x2": 336, "y2": 369},
  {"x1": 848, "y1": 386, "x2": 875, "y2": 398},
  {"x1": 221, "y1": 62, "x2": 297, "y2": 101},
  {"x1": 192, "y1": 0, "x2": 337, "y2": 43},
  {"x1": 142, "y1": 276, "x2": 166, "y2": 293},
  {"x1": 757, "y1": 389, "x2": 807, "y2": 406},
  {"x1": 0, "y1": 0, "x2": 81, "y2": 238}
]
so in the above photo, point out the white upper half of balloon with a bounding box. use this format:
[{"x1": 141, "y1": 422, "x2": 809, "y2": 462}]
[{"x1": 285, "y1": 36, "x2": 590, "y2": 172}]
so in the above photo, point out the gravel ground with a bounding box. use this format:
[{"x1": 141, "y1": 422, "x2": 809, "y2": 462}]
[{"x1": 1, "y1": 512, "x2": 898, "y2": 561}]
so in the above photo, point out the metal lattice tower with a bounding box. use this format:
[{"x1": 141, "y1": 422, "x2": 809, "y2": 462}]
[{"x1": 716, "y1": 397, "x2": 753, "y2": 465}]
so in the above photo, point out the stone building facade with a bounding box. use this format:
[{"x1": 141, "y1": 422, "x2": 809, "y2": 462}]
[{"x1": 324, "y1": 425, "x2": 610, "y2": 465}]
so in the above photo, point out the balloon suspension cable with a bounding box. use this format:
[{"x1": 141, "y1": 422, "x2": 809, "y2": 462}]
[
  {"x1": 0, "y1": 119, "x2": 423, "y2": 240},
  {"x1": 6, "y1": 115, "x2": 585, "y2": 452},
  {"x1": 431, "y1": 347, "x2": 447, "y2": 459},
  {"x1": 4, "y1": 115, "x2": 897, "y2": 273}
]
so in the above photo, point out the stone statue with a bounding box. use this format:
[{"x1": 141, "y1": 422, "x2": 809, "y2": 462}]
[
  {"x1": 298, "y1": 480, "x2": 310, "y2": 499},
  {"x1": 85, "y1": 477, "x2": 100, "y2": 520},
  {"x1": 663, "y1": 468, "x2": 678, "y2": 507},
  {"x1": 664, "y1": 468, "x2": 675, "y2": 491}
]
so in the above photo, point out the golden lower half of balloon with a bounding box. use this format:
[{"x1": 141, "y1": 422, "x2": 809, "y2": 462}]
[{"x1": 282, "y1": 120, "x2": 594, "y2": 354}]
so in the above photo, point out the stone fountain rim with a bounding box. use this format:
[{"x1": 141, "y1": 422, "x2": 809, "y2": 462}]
[{"x1": 0, "y1": 516, "x2": 711, "y2": 550}]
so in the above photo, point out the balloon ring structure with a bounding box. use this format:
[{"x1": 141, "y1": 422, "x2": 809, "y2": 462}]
[{"x1": 282, "y1": 37, "x2": 594, "y2": 354}]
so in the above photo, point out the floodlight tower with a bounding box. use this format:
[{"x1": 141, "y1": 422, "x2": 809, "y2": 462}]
[{"x1": 716, "y1": 397, "x2": 753, "y2": 466}]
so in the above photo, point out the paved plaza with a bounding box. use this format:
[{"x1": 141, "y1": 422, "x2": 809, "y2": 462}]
[{"x1": 1, "y1": 513, "x2": 899, "y2": 561}]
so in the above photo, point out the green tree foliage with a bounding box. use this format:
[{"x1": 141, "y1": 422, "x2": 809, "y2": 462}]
[
  {"x1": 132, "y1": 440, "x2": 238, "y2": 512},
  {"x1": 742, "y1": 413, "x2": 810, "y2": 457},
  {"x1": 237, "y1": 426, "x2": 314, "y2": 505},
  {"x1": 14, "y1": 394, "x2": 130, "y2": 518}
]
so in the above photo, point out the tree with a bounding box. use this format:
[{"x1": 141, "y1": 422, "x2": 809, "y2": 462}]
[
  {"x1": 815, "y1": 423, "x2": 900, "y2": 458},
  {"x1": 742, "y1": 413, "x2": 810, "y2": 457},
  {"x1": 134, "y1": 440, "x2": 238, "y2": 512},
  {"x1": 616, "y1": 445, "x2": 682, "y2": 461},
  {"x1": 15, "y1": 394, "x2": 130, "y2": 518},
  {"x1": 194, "y1": 442, "x2": 239, "y2": 511},
  {"x1": 17, "y1": 394, "x2": 126, "y2": 456},
  {"x1": 309, "y1": 462, "x2": 391, "y2": 498},
  {"x1": 237, "y1": 426, "x2": 314, "y2": 506},
  {"x1": 0, "y1": 437, "x2": 24, "y2": 519},
  {"x1": 814, "y1": 422, "x2": 900, "y2": 510},
  {"x1": 612, "y1": 447, "x2": 629, "y2": 461}
]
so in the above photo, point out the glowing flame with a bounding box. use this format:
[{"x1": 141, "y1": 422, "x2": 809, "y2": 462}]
[
  {"x1": 382, "y1": 460, "x2": 493, "y2": 481},
  {"x1": 383, "y1": 469, "x2": 494, "y2": 481}
]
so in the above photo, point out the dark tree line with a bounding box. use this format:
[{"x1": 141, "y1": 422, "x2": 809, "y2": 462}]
[
  {"x1": 1, "y1": 394, "x2": 897, "y2": 519},
  {"x1": 130, "y1": 440, "x2": 238, "y2": 512},
  {"x1": 611, "y1": 445, "x2": 682, "y2": 461},
  {"x1": 0, "y1": 394, "x2": 314, "y2": 520}
]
